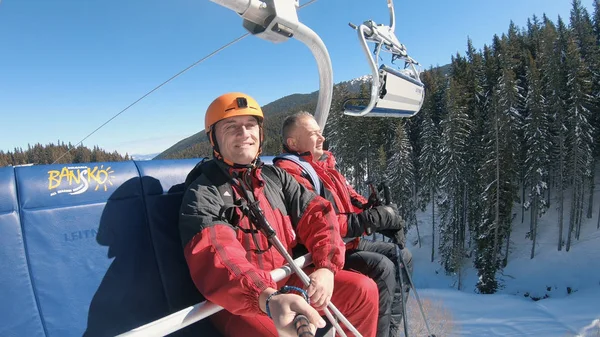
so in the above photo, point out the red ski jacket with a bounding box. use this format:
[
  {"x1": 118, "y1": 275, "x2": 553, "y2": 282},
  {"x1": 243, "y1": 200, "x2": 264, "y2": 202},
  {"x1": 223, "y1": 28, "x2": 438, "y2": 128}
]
[
  {"x1": 179, "y1": 159, "x2": 345, "y2": 317},
  {"x1": 274, "y1": 151, "x2": 368, "y2": 249}
]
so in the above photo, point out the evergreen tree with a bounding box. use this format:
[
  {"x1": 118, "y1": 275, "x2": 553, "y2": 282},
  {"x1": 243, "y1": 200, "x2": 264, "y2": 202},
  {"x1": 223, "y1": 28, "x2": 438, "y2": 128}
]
[
  {"x1": 569, "y1": 0, "x2": 600, "y2": 220},
  {"x1": 523, "y1": 52, "x2": 550, "y2": 258},
  {"x1": 387, "y1": 121, "x2": 417, "y2": 230},
  {"x1": 418, "y1": 69, "x2": 443, "y2": 259},
  {"x1": 549, "y1": 17, "x2": 571, "y2": 251},
  {"x1": 475, "y1": 35, "x2": 522, "y2": 293},
  {"x1": 0, "y1": 142, "x2": 128, "y2": 167},
  {"x1": 464, "y1": 38, "x2": 487, "y2": 253},
  {"x1": 564, "y1": 32, "x2": 594, "y2": 250},
  {"x1": 437, "y1": 78, "x2": 471, "y2": 289}
]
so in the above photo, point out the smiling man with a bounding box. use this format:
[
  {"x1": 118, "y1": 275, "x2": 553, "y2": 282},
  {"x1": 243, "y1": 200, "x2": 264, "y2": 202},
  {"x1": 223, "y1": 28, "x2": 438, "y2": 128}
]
[
  {"x1": 274, "y1": 111, "x2": 413, "y2": 337},
  {"x1": 178, "y1": 93, "x2": 378, "y2": 337}
]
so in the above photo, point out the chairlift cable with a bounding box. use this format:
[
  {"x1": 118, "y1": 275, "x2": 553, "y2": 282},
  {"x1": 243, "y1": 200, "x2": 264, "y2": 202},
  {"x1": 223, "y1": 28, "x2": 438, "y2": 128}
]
[{"x1": 52, "y1": 0, "x2": 319, "y2": 164}]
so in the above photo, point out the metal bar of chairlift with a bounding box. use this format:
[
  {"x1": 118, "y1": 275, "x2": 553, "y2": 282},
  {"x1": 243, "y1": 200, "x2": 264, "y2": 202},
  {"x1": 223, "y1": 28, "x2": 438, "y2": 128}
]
[
  {"x1": 209, "y1": 0, "x2": 333, "y2": 130},
  {"x1": 116, "y1": 253, "x2": 314, "y2": 337},
  {"x1": 342, "y1": 24, "x2": 382, "y2": 117}
]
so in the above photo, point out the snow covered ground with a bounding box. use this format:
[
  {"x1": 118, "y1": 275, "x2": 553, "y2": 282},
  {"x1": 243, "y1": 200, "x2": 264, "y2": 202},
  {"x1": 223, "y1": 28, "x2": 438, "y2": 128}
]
[
  {"x1": 409, "y1": 287, "x2": 600, "y2": 336},
  {"x1": 398, "y1": 195, "x2": 600, "y2": 336}
]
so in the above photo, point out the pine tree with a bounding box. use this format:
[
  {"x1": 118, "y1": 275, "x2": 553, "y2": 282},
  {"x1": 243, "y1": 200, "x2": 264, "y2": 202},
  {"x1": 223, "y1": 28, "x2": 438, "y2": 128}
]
[
  {"x1": 569, "y1": 0, "x2": 600, "y2": 220},
  {"x1": 523, "y1": 52, "x2": 550, "y2": 259},
  {"x1": 418, "y1": 69, "x2": 443, "y2": 259},
  {"x1": 475, "y1": 35, "x2": 522, "y2": 293},
  {"x1": 387, "y1": 121, "x2": 417, "y2": 230},
  {"x1": 548, "y1": 17, "x2": 572, "y2": 250},
  {"x1": 564, "y1": 32, "x2": 594, "y2": 250},
  {"x1": 464, "y1": 39, "x2": 487, "y2": 254},
  {"x1": 437, "y1": 77, "x2": 471, "y2": 289}
]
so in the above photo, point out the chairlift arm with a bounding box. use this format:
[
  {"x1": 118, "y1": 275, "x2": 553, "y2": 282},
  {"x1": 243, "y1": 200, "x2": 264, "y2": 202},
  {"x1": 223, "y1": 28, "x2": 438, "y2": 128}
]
[
  {"x1": 387, "y1": 0, "x2": 395, "y2": 33},
  {"x1": 209, "y1": 0, "x2": 333, "y2": 130},
  {"x1": 294, "y1": 23, "x2": 333, "y2": 130}
]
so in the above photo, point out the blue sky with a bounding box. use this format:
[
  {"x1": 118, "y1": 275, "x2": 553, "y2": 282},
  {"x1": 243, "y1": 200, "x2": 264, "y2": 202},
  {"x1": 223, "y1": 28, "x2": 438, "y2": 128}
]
[{"x1": 0, "y1": 0, "x2": 592, "y2": 156}]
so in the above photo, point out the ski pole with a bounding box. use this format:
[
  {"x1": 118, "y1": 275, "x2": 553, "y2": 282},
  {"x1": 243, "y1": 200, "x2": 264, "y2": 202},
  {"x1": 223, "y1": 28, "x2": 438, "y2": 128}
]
[
  {"x1": 397, "y1": 247, "x2": 435, "y2": 337},
  {"x1": 243, "y1": 195, "x2": 363, "y2": 337},
  {"x1": 294, "y1": 314, "x2": 313, "y2": 337},
  {"x1": 380, "y1": 182, "x2": 435, "y2": 337},
  {"x1": 396, "y1": 265, "x2": 410, "y2": 337}
]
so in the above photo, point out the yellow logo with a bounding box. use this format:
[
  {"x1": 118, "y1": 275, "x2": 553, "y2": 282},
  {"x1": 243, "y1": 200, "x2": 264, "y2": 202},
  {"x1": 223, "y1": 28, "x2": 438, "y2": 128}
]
[{"x1": 48, "y1": 165, "x2": 115, "y2": 196}]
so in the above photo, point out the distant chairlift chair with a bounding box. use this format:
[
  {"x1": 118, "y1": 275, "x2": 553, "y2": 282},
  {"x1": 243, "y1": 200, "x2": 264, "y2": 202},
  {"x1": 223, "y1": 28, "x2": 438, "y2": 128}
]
[{"x1": 343, "y1": 0, "x2": 425, "y2": 118}]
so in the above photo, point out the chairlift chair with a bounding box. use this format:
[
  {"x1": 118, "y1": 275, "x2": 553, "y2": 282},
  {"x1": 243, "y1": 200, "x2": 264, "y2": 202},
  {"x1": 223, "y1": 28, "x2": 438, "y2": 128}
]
[{"x1": 343, "y1": 0, "x2": 425, "y2": 118}]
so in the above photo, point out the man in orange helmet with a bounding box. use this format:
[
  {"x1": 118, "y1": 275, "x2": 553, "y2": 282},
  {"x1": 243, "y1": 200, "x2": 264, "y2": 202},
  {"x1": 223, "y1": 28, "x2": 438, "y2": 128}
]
[{"x1": 178, "y1": 92, "x2": 378, "y2": 337}]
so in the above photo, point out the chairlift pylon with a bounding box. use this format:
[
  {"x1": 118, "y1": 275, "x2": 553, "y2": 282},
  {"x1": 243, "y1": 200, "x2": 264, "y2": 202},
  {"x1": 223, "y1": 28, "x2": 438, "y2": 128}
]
[{"x1": 343, "y1": 0, "x2": 425, "y2": 118}]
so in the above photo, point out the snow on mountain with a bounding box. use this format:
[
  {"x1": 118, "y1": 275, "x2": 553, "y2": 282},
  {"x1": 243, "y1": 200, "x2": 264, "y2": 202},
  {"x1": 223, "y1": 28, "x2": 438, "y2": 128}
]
[{"x1": 130, "y1": 153, "x2": 159, "y2": 161}]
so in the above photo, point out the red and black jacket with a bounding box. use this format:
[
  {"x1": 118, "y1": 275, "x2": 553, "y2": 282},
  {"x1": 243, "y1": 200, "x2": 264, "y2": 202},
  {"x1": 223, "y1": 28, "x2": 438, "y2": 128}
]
[
  {"x1": 274, "y1": 150, "x2": 368, "y2": 248},
  {"x1": 179, "y1": 158, "x2": 345, "y2": 317}
]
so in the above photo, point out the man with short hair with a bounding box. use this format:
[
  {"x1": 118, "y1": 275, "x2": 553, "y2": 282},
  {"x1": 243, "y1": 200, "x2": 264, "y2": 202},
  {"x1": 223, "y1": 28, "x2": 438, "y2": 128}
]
[
  {"x1": 274, "y1": 111, "x2": 414, "y2": 337},
  {"x1": 179, "y1": 93, "x2": 378, "y2": 337}
]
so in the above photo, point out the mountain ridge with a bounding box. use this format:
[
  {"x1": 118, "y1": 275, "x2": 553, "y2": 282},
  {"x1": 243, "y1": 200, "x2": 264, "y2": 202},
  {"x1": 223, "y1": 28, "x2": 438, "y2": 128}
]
[{"x1": 156, "y1": 64, "x2": 449, "y2": 159}]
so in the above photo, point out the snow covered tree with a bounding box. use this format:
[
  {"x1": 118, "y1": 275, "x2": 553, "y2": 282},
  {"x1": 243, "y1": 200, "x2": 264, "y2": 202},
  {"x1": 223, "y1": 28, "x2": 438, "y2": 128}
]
[
  {"x1": 564, "y1": 32, "x2": 594, "y2": 250},
  {"x1": 569, "y1": 0, "x2": 600, "y2": 220},
  {"x1": 418, "y1": 68, "x2": 444, "y2": 259},
  {"x1": 387, "y1": 121, "x2": 417, "y2": 230},
  {"x1": 475, "y1": 35, "x2": 522, "y2": 293},
  {"x1": 523, "y1": 52, "x2": 551, "y2": 259},
  {"x1": 463, "y1": 39, "x2": 487, "y2": 254},
  {"x1": 437, "y1": 77, "x2": 472, "y2": 288},
  {"x1": 542, "y1": 16, "x2": 570, "y2": 251}
]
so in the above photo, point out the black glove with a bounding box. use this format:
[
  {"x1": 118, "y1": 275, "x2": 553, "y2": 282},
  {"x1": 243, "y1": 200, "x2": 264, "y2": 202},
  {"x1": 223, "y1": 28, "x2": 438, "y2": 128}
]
[
  {"x1": 379, "y1": 227, "x2": 406, "y2": 249},
  {"x1": 387, "y1": 202, "x2": 399, "y2": 215},
  {"x1": 345, "y1": 205, "x2": 403, "y2": 237},
  {"x1": 381, "y1": 203, "x2": 406, "y2": 247}
]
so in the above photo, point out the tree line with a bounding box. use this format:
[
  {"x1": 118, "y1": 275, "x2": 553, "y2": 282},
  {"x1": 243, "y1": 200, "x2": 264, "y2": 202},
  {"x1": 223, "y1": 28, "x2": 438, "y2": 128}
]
[
  {"x1": 0, "y1": 142, "x2": 129, "y2": 167},
  {"x1": 325, "y1": 0, "x2": 600, "y2": 294}
]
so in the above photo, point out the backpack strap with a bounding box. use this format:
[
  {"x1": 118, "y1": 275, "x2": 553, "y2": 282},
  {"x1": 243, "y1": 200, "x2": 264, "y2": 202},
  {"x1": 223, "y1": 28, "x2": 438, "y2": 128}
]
[{"x1": 273, "y1": 153, "x2": 322, "y2": 196}]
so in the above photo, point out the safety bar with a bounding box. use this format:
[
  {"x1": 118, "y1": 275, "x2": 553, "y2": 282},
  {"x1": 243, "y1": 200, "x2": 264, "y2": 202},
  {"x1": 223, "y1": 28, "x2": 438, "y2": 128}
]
[
  {"x1": 342, "y1": 24, "x2": 381, "y2": 117},
  {"x1": 116, "y1": 253, "x2": 313, "y2": 337}
]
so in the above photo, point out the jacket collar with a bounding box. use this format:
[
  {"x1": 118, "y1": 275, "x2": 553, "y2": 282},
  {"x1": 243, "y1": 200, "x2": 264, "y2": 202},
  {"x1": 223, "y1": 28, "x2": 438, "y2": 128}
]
[
  {"x1": 282, "y1": 145, "x2": 330, "y2": 164},
  {"x1": 214, "y1": 156, "x2": 263, "y2": 181}
]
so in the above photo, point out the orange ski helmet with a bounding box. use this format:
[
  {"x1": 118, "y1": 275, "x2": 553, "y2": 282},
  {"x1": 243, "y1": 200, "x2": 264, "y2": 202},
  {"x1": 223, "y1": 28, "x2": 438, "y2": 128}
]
[{"x1": 204, "y1": 92, "x2": 264, "y2": 161}]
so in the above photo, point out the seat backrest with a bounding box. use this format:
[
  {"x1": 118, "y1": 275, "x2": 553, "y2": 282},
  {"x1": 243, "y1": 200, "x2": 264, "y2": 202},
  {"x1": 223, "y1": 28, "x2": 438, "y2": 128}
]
[
  {"x1": 136, "y1": 159, "x2": 221, "y2": 336},
  {"x1": 0, "y1": 158, "x2": 241, "y2": 337},
  {"x1": 0, "y1": 167, "x2": 45, "y2": 337},
  {"x1": 15, "y1": 162, "x2": 170, "y2": 337},
  {"x1": 0, "y1": 157, "x2": 285, "y2": 337}
]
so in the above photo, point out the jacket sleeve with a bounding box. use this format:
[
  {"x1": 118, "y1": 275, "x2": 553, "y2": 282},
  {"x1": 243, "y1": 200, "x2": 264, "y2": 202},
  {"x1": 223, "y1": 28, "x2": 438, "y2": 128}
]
[
  {"x1": 343, "y1": 175, "x2": 368, "y2": 213},
  {"x1": 270, "y1": 165, "x2": 345, "y2": 274},
  {"x1": 179, "y1": 181, "x2": 276, "y2": 317}
]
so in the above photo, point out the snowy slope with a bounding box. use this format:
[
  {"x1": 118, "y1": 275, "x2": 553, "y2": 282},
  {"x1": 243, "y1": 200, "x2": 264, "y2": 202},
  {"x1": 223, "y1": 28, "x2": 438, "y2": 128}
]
[
  {"x1": 408, "y1": 288, "x2": 600, "y2": 336},
  {"x1": 398, "y1": 183, "x2": 600, "y2": 336}
]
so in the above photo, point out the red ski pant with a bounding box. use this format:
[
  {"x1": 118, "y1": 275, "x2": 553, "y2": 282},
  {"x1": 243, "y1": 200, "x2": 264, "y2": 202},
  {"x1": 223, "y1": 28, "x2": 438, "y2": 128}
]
[{"x1": 211, "y1": 268, "x2": 378, "y2": 337}]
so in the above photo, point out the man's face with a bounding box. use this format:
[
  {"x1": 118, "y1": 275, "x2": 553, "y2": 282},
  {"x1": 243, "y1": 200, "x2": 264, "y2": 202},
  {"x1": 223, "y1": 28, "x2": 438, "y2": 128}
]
[
  {"x1": 214, "y1": 115, "x2": 260, "y2": 165},
  {"x1": 288, "y1": 116, "x2": 325, "y2": 159}
]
